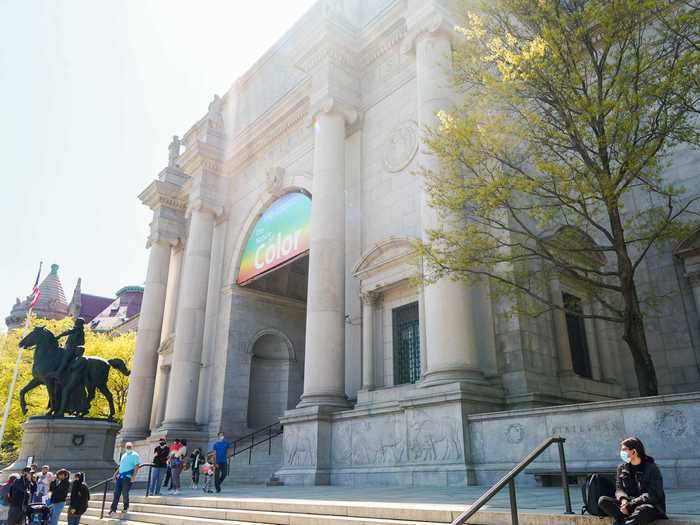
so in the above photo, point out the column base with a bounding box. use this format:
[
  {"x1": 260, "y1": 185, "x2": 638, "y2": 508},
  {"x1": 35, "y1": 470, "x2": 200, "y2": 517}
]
[
  {"x1": 420, "y1": 366, "x2": 488, "y2": 387},
  {"x1": 117, "y1": 427, "x2": 150, "y2": 444},
  {"x1": 157, "y1": 418, "x2": 201, "y2": 432},
  {"x1": 296, "y1": 392, "x2": 351, "y2": 409},
  {"x1": 274, "y1": 405, "x2": 343, "y2": 486}
]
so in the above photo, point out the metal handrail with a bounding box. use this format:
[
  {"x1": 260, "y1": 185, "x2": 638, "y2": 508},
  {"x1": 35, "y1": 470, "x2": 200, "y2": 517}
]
[
  {"x1": 451, "y1": 436, "x2": 573, "y2": 525},
  {"x1": 87, "y1": 474, "x2": 113, "y2": 520},
  {"x1": 229, "y1": 421, "x2": 283, "y2": 466}
]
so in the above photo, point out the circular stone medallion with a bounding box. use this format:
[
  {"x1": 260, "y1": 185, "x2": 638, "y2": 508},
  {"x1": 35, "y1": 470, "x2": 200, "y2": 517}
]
[{"x1": 383, "y1": 121, "x2": 418, "y2": 173}]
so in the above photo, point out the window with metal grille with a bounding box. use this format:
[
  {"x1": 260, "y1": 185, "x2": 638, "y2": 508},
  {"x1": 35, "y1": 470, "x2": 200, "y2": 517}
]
[
  {"x1": 562, "y1": 292, "x2": 593, "y2": 379},
  {"x1": 392, "y1": 301, "x2": 421, "y2": 385}
]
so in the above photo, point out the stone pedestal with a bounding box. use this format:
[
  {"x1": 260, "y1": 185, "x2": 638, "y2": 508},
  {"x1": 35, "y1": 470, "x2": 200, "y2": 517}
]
[{"x1": 1, "y1": 417, "x2": 120, "y2": 484}]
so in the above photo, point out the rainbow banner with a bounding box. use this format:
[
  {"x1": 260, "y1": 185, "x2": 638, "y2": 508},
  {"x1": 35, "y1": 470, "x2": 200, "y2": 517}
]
[{"x1": 237, "y1": 192, "x2": 311, "y2": 284}]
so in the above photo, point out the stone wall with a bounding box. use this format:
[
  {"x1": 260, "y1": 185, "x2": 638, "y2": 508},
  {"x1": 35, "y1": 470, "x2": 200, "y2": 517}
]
[
  {"x1": 468, "y1": 391, "x2": 700, "y2": 488},
  {"x1": 276, "y1": 390, "x2": 700, "y2": 488}
]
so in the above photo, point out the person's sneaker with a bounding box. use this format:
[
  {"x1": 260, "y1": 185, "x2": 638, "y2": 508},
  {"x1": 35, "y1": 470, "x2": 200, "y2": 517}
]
[
  {"x1": 107, "y1": 511, "x2": 116, "y2": 517},
  {"x1": 174, "y1": 490, "x2": 180, "y2": 495}
]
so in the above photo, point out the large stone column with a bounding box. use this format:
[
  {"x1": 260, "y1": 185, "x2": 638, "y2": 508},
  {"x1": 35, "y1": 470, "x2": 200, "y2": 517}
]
[
  {"x1": 154, "y1": 364, "x2": 171, "y2": 428},
  {"x1": 298, "y1": 103, "x2": 355, "y2": 408},
  {"x1": 160, "y1": 246, "x2": 183, "y2": 342},
  {"x1": 120, "y1": 239, "x2": 171, "y2": 441},
  {"x1": 410, "y1": 23, "x2": 484, "y2": 385},
  {"x1": 361, "y1": 292, "x2": 378, "y2": 390},
  {"x1": 196, "y1": 218, "x2": 227, "y2": 425},
  {"x1": 162, "y1": 191, "x2": 220, "y2": 429},
  {"x1": 121, "y1": 180, "x2": 185, "y2": 442}
]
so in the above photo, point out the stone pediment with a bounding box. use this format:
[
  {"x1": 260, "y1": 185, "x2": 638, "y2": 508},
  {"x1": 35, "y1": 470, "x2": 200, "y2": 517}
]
[
  {"x1": 540, "y1": 225, "x2": 607, "y2": 269},
  {"x1": 352, "y1": 237, "x2": 418, "y2": 280},
  {"x1": 675, "y1": 227, "x2": 700, "y2": 258}
]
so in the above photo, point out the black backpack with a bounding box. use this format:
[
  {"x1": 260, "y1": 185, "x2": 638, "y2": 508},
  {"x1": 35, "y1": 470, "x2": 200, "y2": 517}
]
[{"x1": 582, "y1": 473, "x2": 615, "y2": 516}]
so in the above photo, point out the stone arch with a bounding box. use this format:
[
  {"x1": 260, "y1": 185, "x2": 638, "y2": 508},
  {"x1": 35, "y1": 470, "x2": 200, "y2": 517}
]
[
  {"x1": 246, "y1": 329, "x2": 301, "y2": 429},
  {"x1": 245, "y1": 328, "x2": 296, "y2": 361},
  {"x1": 227, "y1": 172, "x2": 312, "y2": 286}
]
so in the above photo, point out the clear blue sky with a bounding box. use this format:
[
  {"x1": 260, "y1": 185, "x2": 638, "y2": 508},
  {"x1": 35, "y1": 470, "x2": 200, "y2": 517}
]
[{"x1": 0, "y1": 0, "x2": 316, "y2": 324}]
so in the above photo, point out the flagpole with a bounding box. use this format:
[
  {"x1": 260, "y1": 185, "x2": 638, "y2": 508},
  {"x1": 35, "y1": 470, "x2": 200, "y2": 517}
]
[{"x1": 0, "y1": 262, "x2": 42, "y2": 449}]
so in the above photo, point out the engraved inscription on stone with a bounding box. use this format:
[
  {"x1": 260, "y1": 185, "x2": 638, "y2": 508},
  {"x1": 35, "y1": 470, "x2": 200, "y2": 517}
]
[
  {"x1": 383, "y1": 121, "x2": 418, "y2": 173},
  {"x1": 505, "y1": 423, "x2": 524, "y2": 444},
  {"x1": 655, "y1": 409, "x2": 687, "y2": 438},
  {"x1": 551, "y1": 421, "x2": 622, "y2": 436}
]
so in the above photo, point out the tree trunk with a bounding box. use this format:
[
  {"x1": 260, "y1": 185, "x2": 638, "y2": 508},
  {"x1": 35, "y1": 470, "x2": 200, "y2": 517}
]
[
  {"x1": 621, "y1": 282, "x2": 659, "y2": 396},
  {"x1": 609, "y1": 207, "x2": 659, "y2": 396}
]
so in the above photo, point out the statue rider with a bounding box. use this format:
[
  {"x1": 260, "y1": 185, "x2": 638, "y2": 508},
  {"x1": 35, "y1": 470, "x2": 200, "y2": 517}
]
[{"x1": 52, "y1": 318, "x2": 89, "y2": 415}]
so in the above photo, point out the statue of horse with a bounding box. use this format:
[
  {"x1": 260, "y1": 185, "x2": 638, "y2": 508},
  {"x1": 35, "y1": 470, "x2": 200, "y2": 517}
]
[{"x1": 18, "y1": 326, "x2": 131, "y2": 419}]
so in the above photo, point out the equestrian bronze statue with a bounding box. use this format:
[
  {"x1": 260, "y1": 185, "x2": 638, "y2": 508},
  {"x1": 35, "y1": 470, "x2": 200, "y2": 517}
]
[{"x1": 18, "y1": 320, "x2": 131, "y2": 419}]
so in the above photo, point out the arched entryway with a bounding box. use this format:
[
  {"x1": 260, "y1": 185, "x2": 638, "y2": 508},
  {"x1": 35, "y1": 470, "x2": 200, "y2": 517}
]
[
  {"x1": 234, "y1": 190, "x2": 310, "y2": 430},
  {"x1": 247, "y1": 330, "x2": 302, "y2": 429}
]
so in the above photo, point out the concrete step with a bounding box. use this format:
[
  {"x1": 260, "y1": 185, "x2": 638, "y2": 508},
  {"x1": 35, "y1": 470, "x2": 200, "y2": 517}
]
[
  {"x1": 86, "y1": 495, "x2": 455, "y2": 523},
  {"x1": 80, "y1": 505, "x2": 445, "y2": 525},
  {"x1": 80, "y1": 494, "x2": 700, "y2": 525}
]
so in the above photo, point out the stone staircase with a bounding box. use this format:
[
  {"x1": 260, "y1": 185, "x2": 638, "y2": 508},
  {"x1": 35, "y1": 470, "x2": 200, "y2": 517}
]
[
  {"x1": 226, "y1": 433, "x2": 283, "y2": 485},
  {"x1": 63, "y1": 494, "x2": 700, "y2": 525}
]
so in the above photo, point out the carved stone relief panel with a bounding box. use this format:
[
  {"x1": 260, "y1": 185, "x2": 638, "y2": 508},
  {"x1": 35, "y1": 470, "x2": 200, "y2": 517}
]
[
  {"x1": 407, "y1": 408, "x2": 463, "y2": 463},
  {"x1": 331, "y1": 420, "x2": 352, "y2": 466},
  {"x1": 350, "y1": 414, "x2": 406, "y2": 466},
  {"x1": 283, "y1": 424, "x2": 316, "y2": 466}
]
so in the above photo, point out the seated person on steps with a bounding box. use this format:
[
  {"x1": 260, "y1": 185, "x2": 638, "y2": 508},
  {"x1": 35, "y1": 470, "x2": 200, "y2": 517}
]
[{"x1": 598, "y1": 437, "x2": 668, "y2": 525}]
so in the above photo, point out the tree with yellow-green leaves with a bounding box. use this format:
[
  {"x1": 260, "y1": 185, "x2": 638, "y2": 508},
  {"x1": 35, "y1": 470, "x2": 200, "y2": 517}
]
[
  {"x1": 0, "y1": 316, "x2": 135, "y2": 465},
  {"x1": 420, "y1": 0, "x2": 700, "y2": 396}
]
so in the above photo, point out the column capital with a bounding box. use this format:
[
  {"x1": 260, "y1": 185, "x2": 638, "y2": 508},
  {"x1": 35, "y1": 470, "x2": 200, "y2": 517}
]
[
  {"x1": 140, "y1": 180, "x2": 187, "y2": 248},
  {"x1": 185, "y1": 172, "x2": 226, "y2": 218},
  {"x1": 360, "y1": 291, "x2": 380, "y2": 306},
  {"x1": 400, "y1": 3, "x2": 454, "y2": 56},
  {"x1": 688, "y1": 271, "x2": 700, "y2": 287},
  {"x1": 139, "y1": 180, "x2": 188, "y2": 212},
  {"x1": 310, "y1": 97, "x2": 358, "y2": 128}
]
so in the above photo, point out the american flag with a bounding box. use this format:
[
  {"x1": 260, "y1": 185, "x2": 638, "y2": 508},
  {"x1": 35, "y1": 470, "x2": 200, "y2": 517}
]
[{"x1": 29, "y1": 262, "x2": 42, "y2": 310}]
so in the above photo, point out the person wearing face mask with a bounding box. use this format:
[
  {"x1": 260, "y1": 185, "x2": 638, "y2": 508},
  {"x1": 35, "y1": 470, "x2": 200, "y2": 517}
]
[
  {"x1": 108, "y1": 442, "x2": 141, "y2": 516},
  {"x1": 6, "y1": 470, "x2": 30, "y2": 525},
  {"x1": 598, "y1": 437, "x2": 667, "y2": 525},
  {"x1": 149, "y1": 438, "x2": 169, "y2": 496},
  {"x1": 66, "y1": 472, "x2": 89, "y2": 525},
  {"x1": 210, "y1": 432, "x2": 231, "y2": 493}
]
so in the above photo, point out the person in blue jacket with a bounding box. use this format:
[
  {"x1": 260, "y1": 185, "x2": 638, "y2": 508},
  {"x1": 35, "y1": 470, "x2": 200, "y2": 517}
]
[
  {"x1": 108, "y1": 442, "x2": 141, "y2": 516},
  {"x1": 210, "y1": 432, "x2": 231, "y2": 493}
]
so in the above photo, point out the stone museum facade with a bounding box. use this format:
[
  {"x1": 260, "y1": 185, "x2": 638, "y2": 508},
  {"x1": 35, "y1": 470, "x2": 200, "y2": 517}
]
[{"x1": 121, "y1": 0, "x2": 700, "y2": 487}]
